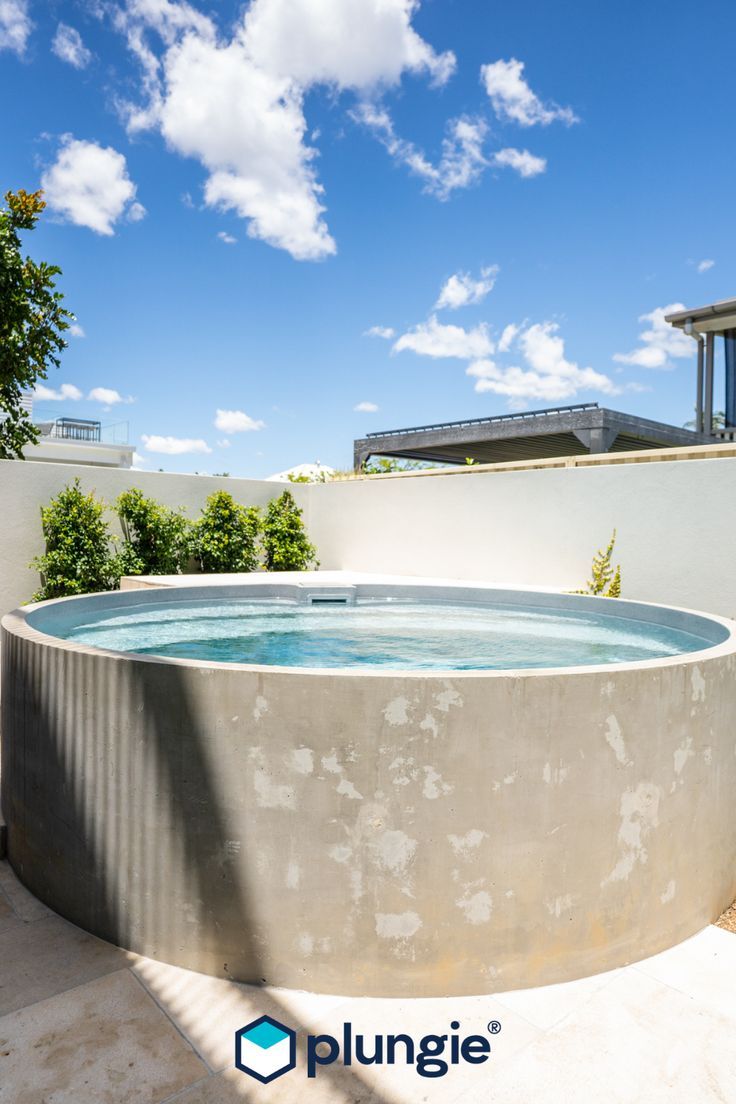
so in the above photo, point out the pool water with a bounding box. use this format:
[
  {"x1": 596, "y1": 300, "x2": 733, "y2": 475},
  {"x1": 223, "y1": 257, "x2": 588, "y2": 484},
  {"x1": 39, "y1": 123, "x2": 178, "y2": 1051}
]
[{"x1": 48, "y1": 597, "x2": 720, "y2": 670}]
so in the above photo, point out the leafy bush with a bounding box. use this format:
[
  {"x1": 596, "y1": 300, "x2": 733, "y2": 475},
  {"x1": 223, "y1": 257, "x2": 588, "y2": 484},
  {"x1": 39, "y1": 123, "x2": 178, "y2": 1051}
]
[
  {"x1": 31, "y1": 479, "x2": 120, "y2": 600},
  {"x1": 116, "y1": 487, "x2": 191, "y2": 576},
  {"x1": 192, "y1": 491, "x2": 260, "y2": 573},
  {"x1": 262, "y1": 489, "x2": 318, "y2": 571},
  {"x1": 578, "y1": 530, "x2": 621, "y2": 598}
]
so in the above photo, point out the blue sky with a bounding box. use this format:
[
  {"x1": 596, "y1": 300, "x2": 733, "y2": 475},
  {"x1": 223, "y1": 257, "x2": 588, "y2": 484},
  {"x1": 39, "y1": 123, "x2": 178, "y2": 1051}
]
[{"x1": 2, "y1": 0, "x2": 735, "y2": 476}]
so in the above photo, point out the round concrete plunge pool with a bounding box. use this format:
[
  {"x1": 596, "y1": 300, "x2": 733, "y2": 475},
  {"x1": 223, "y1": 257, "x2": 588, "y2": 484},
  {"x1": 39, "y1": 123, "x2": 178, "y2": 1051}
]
[{"x1": 2, "y1": 575, "x2": 736, "y2": 997}]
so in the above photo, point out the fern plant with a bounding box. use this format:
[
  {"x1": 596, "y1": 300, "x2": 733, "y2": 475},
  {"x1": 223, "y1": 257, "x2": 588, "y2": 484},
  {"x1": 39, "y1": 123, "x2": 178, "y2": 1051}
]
[{"x1": 578, "y1": 530, "x2": 621, "y2": 598}]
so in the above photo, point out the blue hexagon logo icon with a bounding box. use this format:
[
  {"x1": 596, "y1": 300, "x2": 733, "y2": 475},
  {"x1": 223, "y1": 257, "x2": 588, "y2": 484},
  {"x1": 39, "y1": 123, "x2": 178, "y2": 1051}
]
[{"x1": 235, "y1": 1015, "x2": 297, "y2": 1084}]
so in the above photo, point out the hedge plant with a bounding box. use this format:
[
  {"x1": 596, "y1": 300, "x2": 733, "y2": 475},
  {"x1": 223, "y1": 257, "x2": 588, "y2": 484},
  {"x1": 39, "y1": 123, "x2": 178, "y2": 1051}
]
[
  {"x1": 192, "y1": 490, "x2": 260, "y2": 573},
  {"x1": 116, "y1": 487, "x2": 191, "y2": 576},
  {"x1": 31, "y1": 479, "x2": 120, "y2": 600},
  {"x1": 262, "y1": 489, "x2": 318, "y2": 571}
]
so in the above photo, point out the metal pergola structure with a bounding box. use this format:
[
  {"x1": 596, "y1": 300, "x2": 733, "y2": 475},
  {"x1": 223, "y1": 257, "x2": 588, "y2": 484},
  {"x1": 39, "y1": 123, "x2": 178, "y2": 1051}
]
[
  {"x1": 353, "y1": 403, "x2": 707, "y2": 470},
  {"x1": 665, "y1": 298, "x2": 736, "y2": 437}
]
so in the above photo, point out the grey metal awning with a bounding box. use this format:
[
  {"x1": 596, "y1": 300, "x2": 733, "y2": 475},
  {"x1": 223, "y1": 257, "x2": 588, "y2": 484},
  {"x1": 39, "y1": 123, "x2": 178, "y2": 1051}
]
[{"x1": 354, "y1": 403, "x2": 707, "y2": 469}]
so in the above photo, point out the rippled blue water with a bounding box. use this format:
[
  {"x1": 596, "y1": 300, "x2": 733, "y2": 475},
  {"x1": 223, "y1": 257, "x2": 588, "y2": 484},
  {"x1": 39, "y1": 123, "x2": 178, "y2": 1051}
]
[{"x1": 53, "y1": 598, "x2": 718, "y2": 670}]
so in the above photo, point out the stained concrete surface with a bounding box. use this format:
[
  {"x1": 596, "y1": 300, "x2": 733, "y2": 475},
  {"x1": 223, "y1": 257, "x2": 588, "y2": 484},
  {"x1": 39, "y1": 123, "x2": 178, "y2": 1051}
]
[{"x1": 0, "y1": 859, "x2": 734, "y2": 1103}]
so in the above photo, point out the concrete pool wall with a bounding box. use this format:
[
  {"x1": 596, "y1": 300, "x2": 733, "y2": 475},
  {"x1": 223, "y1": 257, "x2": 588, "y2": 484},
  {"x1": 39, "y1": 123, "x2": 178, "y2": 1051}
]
[{"x1": 2, "y1": 576, "x2": 736, "y2": 997}]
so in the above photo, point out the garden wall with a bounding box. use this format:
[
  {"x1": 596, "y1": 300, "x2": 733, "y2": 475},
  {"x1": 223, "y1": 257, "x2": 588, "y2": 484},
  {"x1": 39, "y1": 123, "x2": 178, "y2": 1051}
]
[
  {"x1": 0, "y1": 459, "x2": 309, "y2": 615},
  {"x1": 308, "y1": 456, "x2": 733, "y2": 619},
  {"x1": 0, "y1": 452, "x2": 734, "y2": 618}
]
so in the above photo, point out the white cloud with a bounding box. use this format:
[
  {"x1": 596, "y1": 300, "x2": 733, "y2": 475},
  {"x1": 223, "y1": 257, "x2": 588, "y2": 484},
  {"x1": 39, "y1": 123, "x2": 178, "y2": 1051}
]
[
  {"x1": 497, "y1": 322, "x2": 519, "y2": 352},
  {"x1": 41, "y1": 136, "x2": 140, "y2": 235},
  {"x1": 217, "y1": 231, "x2": 237, "y2": 244},
  {"x1": 481, "y1": 58, "x2": 578, "y2": 127},
  {"x1": 364, "y1": 324, "x2": 395, "y2": 339},
  {"x1": 0, "y1": 0, "x2": 31, "y2": 56},
  {"x1": 115, "y1": 0, "x2": 454, "y2": 260},
  {"x1": 613, "y1": 303, "x2": 694, "y2": 370},
  {"x1": 141, "y1": 434, "x2": 212, "y2": 454},
  {"x1": 468, "y1": 322, "x2": 618, "y2": 403},
  {"x1": 33, "y1": 383, "x2": 83, "y2": 402},
  {"x1": 88, "y1": 387, "x2": 134, "y2": 405},
  {"x1": 131, "y1": 451, "x2": 147, "y2": 469},
  {"x1": 353, "y1": 104, "x2": 488, "y2": 200},
  {"x1": 242, "y1": 0, "x2": 455, "y2": 90},
  {"x1": 217, "y1": 438, "x2": 231, "y2": 448},
  {"x1": 127, "y1": 200, "x2": 147, "y2": 222},
  {"x1": 435, "y1": 266, "x2": 498, "y2": 310},
  {"x1": 68, "y1": 322, "x2": 85, "y2": 338},
  {"x1": 393, "y1": 315, "x2": 494, "y2": 360},
  {"x1": 492, "y1": 147, "x2": 546, "y2": 178},
  {"x1": 214, "y1": 408, "x2": 265, "y2": 433},
  {"x1": 52, "y1": 23, "x2": 92, "y2": 68},
  {"x1": 697, "y1": 258, "x2": 715, "y2": 273},
  {"x1": 354, "y1": 401, "x2": 379, "y2": 412}
]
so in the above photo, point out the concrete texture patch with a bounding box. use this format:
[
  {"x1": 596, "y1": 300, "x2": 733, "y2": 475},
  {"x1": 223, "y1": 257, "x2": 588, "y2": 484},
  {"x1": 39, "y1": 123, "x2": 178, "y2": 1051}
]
[
  {"x1": 168, "y1": 1064, "x2": 385, "y2": 1103},
  {"x1": 493, "y1": 966, "x2": 623, "y2": 1031},
  {"x1": 633, "y1": 924, "x2": 736, "y2": 1020},
  {"x1": 0, "y1": 914, "x2": 133, "y2": 1016},
  {"x1": 0, "y1": 969, "x2": 206, "y2": 1104}
]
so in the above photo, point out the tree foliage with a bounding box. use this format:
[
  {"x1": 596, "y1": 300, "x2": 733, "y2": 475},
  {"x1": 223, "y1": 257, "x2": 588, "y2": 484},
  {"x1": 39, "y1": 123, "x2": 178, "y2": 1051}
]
[
  {"x1": 0, "y1": 190, "x2": 73, "y2": 459},
  {"x1": 262, "y1": 489, "x2": 318, "y2": 571},
  {"x1": 116, "y1": 487, "x2": 191, "y2": 576},
  {"x1": 31, "y1": 480, "x2": 120, "y2": 601},
  {"x1": 192, "y1": 490, "x2": 261, "y2": 573}
]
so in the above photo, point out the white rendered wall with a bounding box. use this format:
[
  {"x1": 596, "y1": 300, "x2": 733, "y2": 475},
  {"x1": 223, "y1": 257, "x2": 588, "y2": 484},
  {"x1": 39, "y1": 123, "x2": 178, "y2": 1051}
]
[
  {"x1": 307, "y1": 458, "x2": 731, "y2": 618},
  {"x1": 0, "y1": 459, "x2": 308, "y2": 614},
  {"x1": 1, "y1": 454, "x2": 734, "y2": 618}
]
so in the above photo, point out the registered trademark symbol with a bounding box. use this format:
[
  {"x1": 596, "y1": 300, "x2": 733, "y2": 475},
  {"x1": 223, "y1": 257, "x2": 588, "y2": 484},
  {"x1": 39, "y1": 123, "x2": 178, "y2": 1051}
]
[{"x1": 487, "y1": 1020, "x2": 502, "y2": 1035}]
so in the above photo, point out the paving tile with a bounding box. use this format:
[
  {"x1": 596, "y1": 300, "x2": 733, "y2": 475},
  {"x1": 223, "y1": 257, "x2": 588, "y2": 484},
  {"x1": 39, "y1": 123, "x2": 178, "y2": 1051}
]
[
  {"x1": 132, "y1": 957, "x2": 351, "y2": 1073},
  {"x1": 463, "y1": 967, "x2": 736, "y2": 1104},
  {"x1": 0, "y1": 969, "x2": 207, "y2": 1104},
  {"x1": 0, "y1": 914, "x2": 133, "y2": 1016},
  {"x1": 633, "y1": 925, "x2": 736, "y2": 1021},
  {"x1": 493, "y1": 965, "x2": 622, "y2": 1030},
  {"x1": 0, "y1": 887, "x2": 15, "y2": 934},
  {"x1": 168, "y1": 1064, "x2": 386, "y2": 1104},
  {"x1": 0, "y1": 861, "x2": 54, "y2": 923}
]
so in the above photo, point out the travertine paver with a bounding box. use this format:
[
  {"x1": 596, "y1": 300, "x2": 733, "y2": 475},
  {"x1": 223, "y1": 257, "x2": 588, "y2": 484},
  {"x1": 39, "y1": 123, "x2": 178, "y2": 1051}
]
[
  {"x1": 0, "y1": 969, "x2": 207, "y2": 1104},
  {"x1": 0, "y1": 860, "x2": 735, "y2": 1104}
]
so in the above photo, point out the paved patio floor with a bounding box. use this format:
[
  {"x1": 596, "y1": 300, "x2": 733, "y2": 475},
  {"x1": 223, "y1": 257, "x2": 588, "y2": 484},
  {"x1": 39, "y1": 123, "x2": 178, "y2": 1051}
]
[{"x1": 0, "y1": 859, "x2": 734, "y2": 1103}]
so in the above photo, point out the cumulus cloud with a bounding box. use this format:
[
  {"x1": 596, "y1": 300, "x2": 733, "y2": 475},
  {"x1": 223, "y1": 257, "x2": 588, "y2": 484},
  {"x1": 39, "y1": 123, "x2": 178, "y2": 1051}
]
[
  {"x1": 481, "y1": 58, "x2": 578, "y2": 127},
  {"x1": 217, "y1": 231, "x2": 237, "y2": 244},
  {"x1": 68, "y1": 322, "x2": 85, "y2": 338},
  {"x1": 242, "y1": 0, "x2": 455, "y2": 90},
  {"x1": 88, "y1": 387, "x2": 134, "y2": 405},
  {"x1": 141, "y1": 434, "x2": 212, "y2": 454},
  {"x1": 468, "y1": 322, "x2": 618, "y2": 403},
  {"x1": 52, "y1": 23, "x2": 92, "y2": 68},
  {"x1": 354, "y1": 401, "x2": 379, "y2": 412},
  {"x1": 697, "y1": 258, "x2": 715, "y2": 273},
  {"x1": 364, "y1": 325, "x2": 396, "y2": 339},
  {"x1": 353, "y1": 103, "x2": 488, "y2": 200},
  {"x1": 0, "y1": 0, "x2": 31, "y2": 56},
  {"x1": 114, "y1": 0, "x2": 454, "y2": 260},
  {"x1": 492, "y1": 147, "x2": 546, "y2": 178},
  {"x1": 33, "y1": 383, "x2": 83, "y2": 401},
  {"x1": 41, "y1": 136, "x2": 140, "y2": 235},
  {"x1": 613, "y1": 304, "x2": 694, "y2": 370},
  {"x1": 393, "y1": 315, "x2": 494, "y2": 360},
  {"x1": 214, "y1": 408, "x2": 265, "y2": 433},
  {"x1": 127, "y1": 200, "x2": 147, "y2": 222},
  {"x1": 497, "y1": 322, "x2": 519, "y2": 352},
  {"x1": 435, "y1": 266, "x2": 498, "y2": 310}
]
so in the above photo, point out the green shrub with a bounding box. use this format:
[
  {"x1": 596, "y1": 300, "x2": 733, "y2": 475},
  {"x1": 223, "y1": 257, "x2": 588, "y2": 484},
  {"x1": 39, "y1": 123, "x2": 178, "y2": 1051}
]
[
  {"x1": 262, "y1": 489, "x2": 318, "y2": 571},
  {"x1": 116, "y1": 488, "x2": 191, "y2": 576},
  {"x1": 192, "y1": 491, "x2": 260, "y2": 573},
  {"x1": 31, "y1": 479, "x2": 120, "y2": 601}
]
